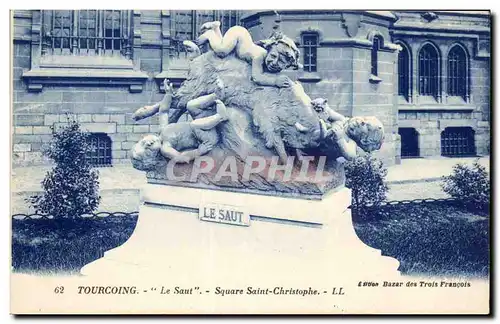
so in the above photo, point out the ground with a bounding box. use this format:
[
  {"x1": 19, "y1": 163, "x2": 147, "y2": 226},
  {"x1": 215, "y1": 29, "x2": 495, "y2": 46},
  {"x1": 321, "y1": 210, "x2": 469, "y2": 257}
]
[
  {"x1": 11, "y1": 216, "x2": 138, "y2": 274},
  {"x1": 353, "y1": 201, "x2": 489, "y2": 277}
]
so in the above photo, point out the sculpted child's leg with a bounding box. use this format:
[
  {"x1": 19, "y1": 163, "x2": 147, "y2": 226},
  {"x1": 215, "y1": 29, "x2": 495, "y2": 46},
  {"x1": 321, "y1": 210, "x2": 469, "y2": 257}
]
[
  {"x1": 186, "y1": 93, "x2": 218, "y2": 116},
  {"x1": 186, "y1": 78, "x2": 225, "y2": 116},
  {"x1": 199, "y1": 21, "x2": 222, "y2": 38},
  {"x1": 190, "y1": 100, "x2": 228, "y2": 130},
  {"x1": 197, "y1": 24, "x2": 247, "y2": 58}
]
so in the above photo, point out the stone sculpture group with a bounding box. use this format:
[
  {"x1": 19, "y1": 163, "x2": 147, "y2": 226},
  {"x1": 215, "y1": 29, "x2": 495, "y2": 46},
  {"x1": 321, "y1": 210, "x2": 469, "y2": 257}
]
[{"x1": 128, "y1": 17, "x2": 385, "y2": 194}]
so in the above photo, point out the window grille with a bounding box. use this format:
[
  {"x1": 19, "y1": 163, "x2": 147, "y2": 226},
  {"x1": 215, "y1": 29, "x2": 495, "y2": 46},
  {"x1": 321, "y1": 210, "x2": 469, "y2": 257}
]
[
  {"x1": 399, "y1": 128, "x2": 419, "y2": 158},
  {"x1": 398, "y1": 44, "x2": 411, "y2": 99},
  {"x1": 170, "y1": 10, "x2": 240, "y2": 56},
  {"x1": 174, "y1": 10, "x2": 196, "y2": 41},
  {"x1": 87, "y1": 133, "x2": 112, "y2": 166},
  {"x1": 172, "y1": 10, "x2": 240, "y2": 41},
  {"x1": 447, "y1": 45, "x2": 467, "y2": 99},
  {"x1": 441, "y1": 127, "x2": 476, "y2": 157},
  {"x1": 418, "y1": 44, "x2": 439, "y2": 97},
  {"x1": 371, "y1": 36, "x2": 382, "y2": 76},
  {"x1": 41, "y1": 10, "x2": 133, "y2": 58},
  {"x1": 302, "y1": 33, "x2": 318, "y2": 72}
]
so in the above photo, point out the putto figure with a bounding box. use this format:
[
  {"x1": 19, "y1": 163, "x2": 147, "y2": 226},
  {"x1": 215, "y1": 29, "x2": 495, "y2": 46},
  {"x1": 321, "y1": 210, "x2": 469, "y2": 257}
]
[
  {"x1": 131, "y1": 79, "x2": 228, "y2": 170},
  {"x1": 196, "y1": 17, "x2": 301, "y2": 88},
  {"x1": 310, "y1": 98, "x2": 385, "y2": 160}
]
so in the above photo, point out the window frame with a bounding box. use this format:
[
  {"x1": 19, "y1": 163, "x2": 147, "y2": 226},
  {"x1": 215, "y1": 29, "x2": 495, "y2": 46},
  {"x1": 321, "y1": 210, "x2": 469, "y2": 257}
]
[
  {"x1": 22, "y1": 10, "x2": 147, "y2": 93},
  {"x1": 396, "y1": 41, "x2": 412, "y2": 102},
  {"x1": 440, "y1": 127, "x2": 476, "y2": 157},
  {"x1": 301, "y1": 32, "x2": 319, "y2": 73},
  {"x1": 87, "y1": 132, "x2": 113, "y2": 167},
  {"x1": 371, "y1": 36, "x2": 382, "y2": 76},
  {"x1": 447, "y1": 44, "x2": 469, "y2": 102},
  {"x1": 366, "y1": 31, "x2": 385, "y2": 84},
  {"x1": 418, "y1": 42, "x2": 441, "y2": 101}
]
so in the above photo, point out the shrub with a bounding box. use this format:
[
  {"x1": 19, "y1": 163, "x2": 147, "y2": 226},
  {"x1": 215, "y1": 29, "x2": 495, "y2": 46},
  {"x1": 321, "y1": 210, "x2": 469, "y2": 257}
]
[
  {"x1": 344, "y1": 154, "x2": 388, "y2": 209},
  {"x1": 441, "y1": 159, "x2": 490, "y2": 210},
  {"x1": 28, "y1": 115, "x2": 101, "y2": 218}
]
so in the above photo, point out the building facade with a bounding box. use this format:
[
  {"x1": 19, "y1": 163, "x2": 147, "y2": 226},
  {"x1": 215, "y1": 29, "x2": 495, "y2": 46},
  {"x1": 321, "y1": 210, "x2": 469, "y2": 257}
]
[{"x1": 12, "y1": 10, "x2": 490, "y2": 167}]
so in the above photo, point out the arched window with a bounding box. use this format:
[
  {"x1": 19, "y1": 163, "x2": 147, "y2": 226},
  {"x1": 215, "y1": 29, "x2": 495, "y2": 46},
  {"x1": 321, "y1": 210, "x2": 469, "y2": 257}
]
[
  {"x1": 447, "y1": 45, "x2": 468, "y2": 100},
  {"x1": 397, "y1": 42, "x2": 411, "y2": 100},
  {"x1": 371, "y1": 36, "x2": 382, "y2": 76},
  {"x1": 302, "y1": 33, "x2": 319, "y2": 72},
  {"x1": 441, "y1": 127, "x2": 476, "y2": 157},
  {"x1": 87, "y1": 133, "x2": 112, "y2": 166},
  {"x1": 418, "y1": 43, "x2": 439, "y2": 98}
]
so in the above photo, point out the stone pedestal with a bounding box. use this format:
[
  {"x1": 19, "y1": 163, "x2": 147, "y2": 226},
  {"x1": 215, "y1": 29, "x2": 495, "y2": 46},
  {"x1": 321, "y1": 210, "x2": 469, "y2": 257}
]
[{"x1": 81, "y1": 184, "x2": 400, "y2": 284}]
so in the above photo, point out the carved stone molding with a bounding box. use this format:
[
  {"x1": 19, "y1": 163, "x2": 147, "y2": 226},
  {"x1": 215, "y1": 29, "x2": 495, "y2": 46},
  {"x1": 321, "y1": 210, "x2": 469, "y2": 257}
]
[
  {"x1": 366, "y1": 30, "x2": 401, "y2": 52},
  {"x1": 341, "y1": 13, "x2": 361, "y2": 38},
  {"x1": 22, "y1": 68, "x2": 148, "y2": 93},
  {"x1": 421, "y1": 12, "x2": 439, "y2": 22}
]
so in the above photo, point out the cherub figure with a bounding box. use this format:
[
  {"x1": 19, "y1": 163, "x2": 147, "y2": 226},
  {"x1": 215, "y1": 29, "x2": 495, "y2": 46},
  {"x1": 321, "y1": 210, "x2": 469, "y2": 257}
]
[
  {"x1": 196, "y1": 19, "x2": 301, "y2": 88},
  {"x1": 130, "y1": 79, "x2": 228, "y2": 170},
  {"x1": 310, "y1": 98, "x2": 385, "y2": 160}
]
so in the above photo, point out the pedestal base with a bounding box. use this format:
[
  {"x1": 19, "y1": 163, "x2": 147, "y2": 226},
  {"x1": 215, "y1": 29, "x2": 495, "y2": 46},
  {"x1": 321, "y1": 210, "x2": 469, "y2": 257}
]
[{"x1": 82, "y1": 184, "x2": 400, "y2": 285}]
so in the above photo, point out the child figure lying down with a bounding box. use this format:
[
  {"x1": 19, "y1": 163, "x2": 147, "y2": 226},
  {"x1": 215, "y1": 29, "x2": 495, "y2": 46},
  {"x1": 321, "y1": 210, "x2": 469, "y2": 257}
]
[{"x1": 196, "y1": 20, "x2": 302, "y2": 88}]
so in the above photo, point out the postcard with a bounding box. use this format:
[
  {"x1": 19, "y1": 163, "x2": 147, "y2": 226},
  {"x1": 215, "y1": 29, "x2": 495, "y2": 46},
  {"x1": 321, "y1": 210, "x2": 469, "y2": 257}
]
[{"x1": 10, "y1": 9, "x2": 491, "y2": 314}]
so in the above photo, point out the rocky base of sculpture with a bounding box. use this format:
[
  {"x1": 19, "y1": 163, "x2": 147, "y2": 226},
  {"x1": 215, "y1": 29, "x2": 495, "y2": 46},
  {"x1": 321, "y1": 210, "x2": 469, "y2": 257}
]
[
  {"x1": 145, "y1": 151, "x2": 345, "y2": 199},
  {"x1": 81, "y1": 184, "x2": 400, "y2": 284}
]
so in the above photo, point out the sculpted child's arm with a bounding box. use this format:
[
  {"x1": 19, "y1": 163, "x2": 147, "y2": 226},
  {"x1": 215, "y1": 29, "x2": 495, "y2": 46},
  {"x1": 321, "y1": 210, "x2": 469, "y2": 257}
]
[
  {"x1": 132, "y1": 80, "x2": 173, "y2": 122},
  {"x1": 250, "y1": 55, "x2": 275, "y2": 86},
  {"x1": 325, "y1": 106, "x2": 347, "y2": 123},
  {"x1": 330, "y1": 122, "x2": 358, "y2": 160},
  {"x1": 335, "y1": 136, "x2": 358, "y2": 160},
  {"x1": 179, "y1": 142, "x2": 214, "y2": 162},
  {"x1": 160, "y1": 143, "x2": 191, "y2": 163},
  {"x1": 251, "y1": 54, "x2": 291, "y2": 87}
]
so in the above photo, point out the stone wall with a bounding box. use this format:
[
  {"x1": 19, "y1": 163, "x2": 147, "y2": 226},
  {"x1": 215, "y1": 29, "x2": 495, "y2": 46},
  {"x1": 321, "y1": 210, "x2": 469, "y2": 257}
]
[
  {"x1": 12, "y1": 10, "x2": 166, "y2": 166},
  {"x1": 470, "y1": 58, "x2": 490, "y2": 155},
  {"x1": 393, "y1": 11, "x2": 490, "y2": 158},
  {"x1": 351, "y1": 48, "x2": 399, "y2": 166}
]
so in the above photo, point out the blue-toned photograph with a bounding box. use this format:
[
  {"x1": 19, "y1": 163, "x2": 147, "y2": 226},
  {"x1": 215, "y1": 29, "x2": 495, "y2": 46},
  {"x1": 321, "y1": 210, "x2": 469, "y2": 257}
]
[{"x1": 10, "y1": 9, "x2": 491, "y2": 314}]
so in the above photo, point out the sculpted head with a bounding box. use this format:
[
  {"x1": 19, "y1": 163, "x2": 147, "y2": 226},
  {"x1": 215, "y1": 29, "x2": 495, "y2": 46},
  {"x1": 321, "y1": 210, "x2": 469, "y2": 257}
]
[
  {"x1": 311, "y1": 98, "x2": 329, "y2": 113},
  {"x1": 260, "y1": 33, "x2": 302, "y2": 73},
  {"x1": 131, "y1": 134, "x2": 162, "y2": 171},
  {"x1": 345, "y1": 116, "x2": 385, "y2": 152}
]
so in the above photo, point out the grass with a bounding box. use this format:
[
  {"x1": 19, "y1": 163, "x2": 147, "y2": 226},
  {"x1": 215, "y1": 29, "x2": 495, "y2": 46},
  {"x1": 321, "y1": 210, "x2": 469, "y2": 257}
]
[
  {"x1": 352, "y1": 201, "x2": 490, "y2": 278},
  {"x1": 11, "y1": 216, "x2": 138, "y2": 274}
]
